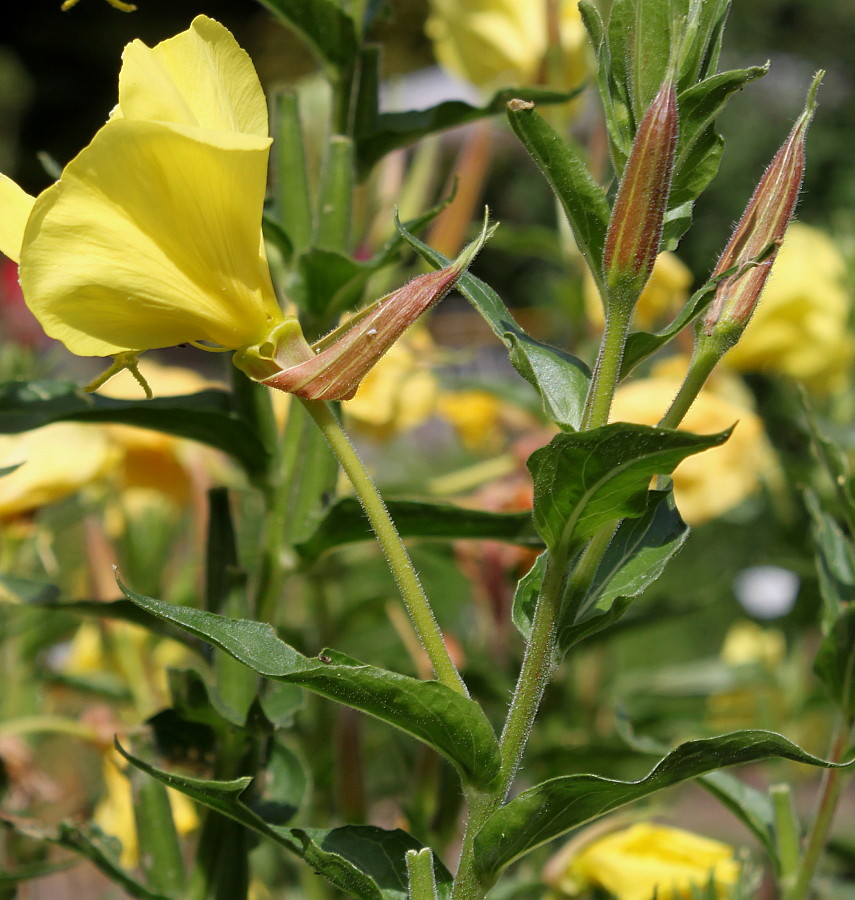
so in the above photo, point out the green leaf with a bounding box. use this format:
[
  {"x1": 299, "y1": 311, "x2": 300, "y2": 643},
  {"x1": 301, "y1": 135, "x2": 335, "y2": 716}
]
[
  {"x1": 121, "y1": 586, "x2": 500, "y2": 788},
  {"x1": 473, "y1": 730, "x2": 854, "y2": 882},
  {"x1": 0, "y1": 381, "x2": 269, "y2": 481},
  {"x1": 505, "y1": 104, "x2": 609, "y2": 281},
  {"x1": 814, "y1": 605, "x2": 855, "y2": 717},
  {"x1": 620, "y1": 278, "x2": 719, "y2": 377},
  {"x1": 355, "y1": 87, "x2": 579, "y2": 178},
  {"x1": 609, "y1": 0, "x2": 679, "y2": 121},
  {"x1": 528, "y1": 423, "x2": 727, "y2": 554},
  {"x1": 399, "y1": 225, "x2": 590, "y2": 430},
  {"x1": 115, "y1": 743, "x2": 451, "y2": 900},
  {"x1": 675, "y1": 67, "x2": 769, "y2": 176},
  {"x1": 0, "y1": 573, "x2": 60, "y2": 604},
  {"x1": 296, "y1": 248, "x2": 378, "y2": 322},
  {"x1": 255, "y1": 0, "x2": 359, "y2": 75},
  {"x1": 296, "y1": 497, "x2": 539, "y2": 564},
  {"x1": 0, "y1": 814, "x2": 169, "y2": 900},
  {"x1": 677, "y1": 0, "x2": 732, "y2": 88},
  {"x1": 579, "y1": 0, "x2": 632, "y2": 171},
  {"x1": 513, "y1": 491, "x2": 688, "y2": 652},
  {"x1": 806, "y1": 490, "x2": 855, "y2": 625}
]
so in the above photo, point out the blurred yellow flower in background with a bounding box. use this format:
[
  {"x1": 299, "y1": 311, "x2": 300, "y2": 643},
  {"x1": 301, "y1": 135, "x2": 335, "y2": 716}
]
[
  {"x1": 723, "y1": 223, "x2": 853, "y2": 389},
  {"x1": 426, "y1": 0, "x2": 588, "y2": 92},
  {"x1": 720, "y1": 620, "x2": 786, "y2": 669},
  {"x1": 0, "y1": 16, "x2": 283, "y2": 358},
  {"x1": 586, "y1": 252, "x2": 692, "y2": 331},
  {"x1": 93, "y1": 748, "x2": 198, "y2": 869},
  {"x1": 546, "y1": 823, "x2": 739, "y2": 900},
  {"x1": 343, "y1": 329, "x2": 437, "y2": 439},
  {"x1": 96, "y1": 360, "x2": 226, "y2": 504},
  {"x1": 0, "y1": 423, "x2": 117, "y2": 522},
  {"x1": 611, "y1": 362, "x2": 772, "y2": 525}
]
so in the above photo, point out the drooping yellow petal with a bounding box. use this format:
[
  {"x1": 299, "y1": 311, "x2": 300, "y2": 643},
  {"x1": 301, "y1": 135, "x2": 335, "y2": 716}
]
[
  {"x1": 0, "y1": 174, "x2": 35, "y2": 263},
  {"x1": 20, "y1": 118, "x2": 281, "y2": 356},
  {"x1": 116, "y1": 16, "x2": 267, "y2": 138}
]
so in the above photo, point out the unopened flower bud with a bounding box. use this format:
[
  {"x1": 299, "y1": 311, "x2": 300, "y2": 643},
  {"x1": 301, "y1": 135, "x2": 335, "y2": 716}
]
[
  {"x1": 602, "y1": 78, "x2": 678, "y2": 310},
  {"x1": 234, "y1": 220, "x2": 494, "y2": 400},
  {"x1": 702, "y1": 72, "x2": 823, "y2": 346}
]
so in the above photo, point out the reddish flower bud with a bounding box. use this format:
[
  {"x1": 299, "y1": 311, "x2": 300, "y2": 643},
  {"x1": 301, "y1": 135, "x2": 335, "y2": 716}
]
[
  {"x1": 602, "y1": 78, "x2": 678, "y2": 308},
  {"x1": 234, "y1": 220, "x2": 494, "y2": 401},
  {"x1": 703, "y1": 72, "x2": 823, "y2": 344}
]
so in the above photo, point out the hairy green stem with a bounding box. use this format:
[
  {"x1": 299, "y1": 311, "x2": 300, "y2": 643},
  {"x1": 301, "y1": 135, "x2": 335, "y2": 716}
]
[
  {"x1": 299, "y1": 397, "x2": 468, "y2": 697},
  {"x1": 582, "y1": 304, "x2": 633, "y2": 430},
  {"x1": 451, "y1": 527, "x2": 614, "y2": 900},
  {"x1": 659, "y1": 340, "x2": 722, "y2": 430}
]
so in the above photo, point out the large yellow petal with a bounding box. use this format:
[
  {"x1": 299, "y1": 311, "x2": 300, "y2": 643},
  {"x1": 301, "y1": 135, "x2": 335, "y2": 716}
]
[
  {"x1": 0, "y1": 174, "x2": 35, "y2": 263},
  {"x1": 20, "y1": 118, "x2": 281, "y2": 356},
  {"x1": 116, "y1": 16, "x2": 267, "y2": 138}
]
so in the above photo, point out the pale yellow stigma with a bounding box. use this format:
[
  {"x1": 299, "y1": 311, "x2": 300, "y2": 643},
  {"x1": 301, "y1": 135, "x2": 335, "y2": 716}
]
[{"x1": 61, "y1": 0, "x2": 138, "y2": 12}]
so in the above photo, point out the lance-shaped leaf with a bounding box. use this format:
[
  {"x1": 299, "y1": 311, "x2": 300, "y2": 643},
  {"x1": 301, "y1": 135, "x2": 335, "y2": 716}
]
[
  {"x1": 116, "y1": 742, "x2": 452, "y2": 900},
  {"x1": 121, "y1": 585, "x2": 500, "y2": 788},
  {"x1": 473, "y1": 731, "x2": 855, "y2": 883},
  {"x1": 506, "y1": 101, "x2": 610, "y2": 282},
  {"x1": 0, "y1": 380, "x2": 269, "y2": 480},
  {"x1": 399, "y1": 222, "x2": 590, "y2": 431},
  {"x1": 296, "y1": 497, "x2": 539, "y2": 564},
  {"x1": 513, "y1": 491, "x2": 688, "y2": 654},
  {"x1": 356, "y1": 87, "x2": 579, "y2": 179},
  {"x1": 528, "y1": 423, "x2": 726, "y2": 555},
  {"x1": 806, "y1": 490, "x2": 855, "y2": 625}
]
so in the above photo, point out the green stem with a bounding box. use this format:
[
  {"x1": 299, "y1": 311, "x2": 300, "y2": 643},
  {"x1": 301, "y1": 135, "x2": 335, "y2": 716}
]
[
  {"x1": 771, "y1": 783, "x2": 801, "y2": 894},
  {"x1": 582, "y1": 304, "x2": 633, "y2": 430},
  {"x1": 787, "y1": 716, "x2": 854, "y2": 900},
  {"x1": 299, "y1": 397, "x2": 468, "y2": 697},
  {"x1": 451, "y1": 527, "x2": 614, "y2": 900},
  {"x1": 659, "y1": 340, "x2": 722, "y2": 430},
  {"x1": 406, "y1": 848, "x2": 440, "y2": 900}
]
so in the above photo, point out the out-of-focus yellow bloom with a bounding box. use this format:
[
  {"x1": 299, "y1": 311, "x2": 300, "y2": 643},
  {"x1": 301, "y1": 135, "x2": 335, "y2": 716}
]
[
  {"x1": 610, "y1": 363, "x2": 772, "y2": 525},
  {"x1": 723, "y1": 223, "x2": 852, "y2": 388},
  {"x1": 0, "y1": 423, "x2": 117, "y2": 521},
  {"x1": 343, "y1": 329, "x2": 437, "y2": 438},
  {"x1": 426, "y1": 0, "x2": 588, "y2": 92},
  {"x1": 721, "y1": 620, "x2": 786, "y2": 669},
  {"x1": 93, "y1": 749, "x2": 198, "y2": 869},
  {"x1": 437, "y1": 389, "x2": 505, "y2": 453},
  {"x1": 548, "y1": 823, "x2": 739, "y2": 900},
  {"x1": 96, "y1": 360, "x2": 226, "y2": 503},
  {"x1": 0, "y1": 16, "x2": 283, "y2": 358},
  {"x1": 586, "y1": 252, "x2": 692, "y2": 331}
]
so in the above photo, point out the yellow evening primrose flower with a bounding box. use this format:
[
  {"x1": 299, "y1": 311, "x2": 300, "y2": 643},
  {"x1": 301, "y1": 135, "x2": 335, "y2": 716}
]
[
  {"x1": 426, "y1": 0, "x2": 588, "y2": 92},
  {"x1": 551, "y1": 823, "x2": 740, "y2": 900},
  {"x1": 723, "y1": 223, "x2": 853, "y2": 389},
  {"x1": 0, "y1": 16, "x2": 283, "y2": 358},
  {"x1": 585, "y1": 252, "x2": 693, "y2": 332},
  {"x1": 610, "y1": 363, "x2": 772, "y2": 525},
  {"x1": 0, "y1": 423, "x2": 117, "y2": 521}
]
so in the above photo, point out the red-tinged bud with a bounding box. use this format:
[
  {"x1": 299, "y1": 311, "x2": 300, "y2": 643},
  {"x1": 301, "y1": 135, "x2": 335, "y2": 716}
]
[
  {"x1": 602, "y1": 77, "x2": 678, "y2": 309},
  {"x1": 233, "y1": 219, "x2": 494, "y2": 400},
  {"x1": 702, "y1": 72, "x2": 823, "y2": 346}
]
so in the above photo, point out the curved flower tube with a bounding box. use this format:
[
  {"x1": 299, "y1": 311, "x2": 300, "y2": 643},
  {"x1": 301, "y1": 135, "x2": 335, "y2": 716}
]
[{"x1": 0, "y1": 16, "x2": 283, "y2": 359}]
